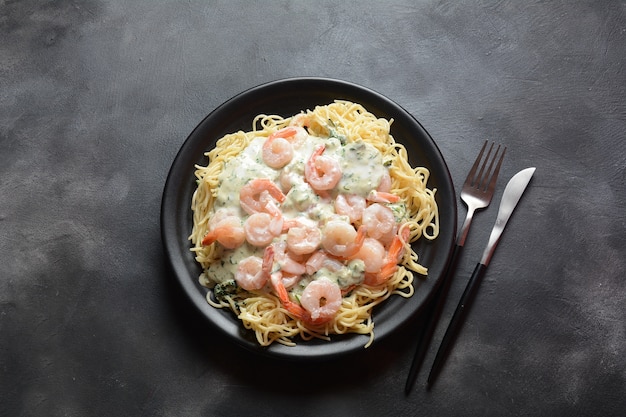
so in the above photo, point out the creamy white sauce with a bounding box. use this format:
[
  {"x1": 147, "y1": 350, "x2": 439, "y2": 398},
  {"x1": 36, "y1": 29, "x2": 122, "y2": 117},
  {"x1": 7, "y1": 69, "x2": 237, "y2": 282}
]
[
  {"x1": 338, "y1": 141, "x2": 387, "y2": 195},
  {"x1": 208, "y1": 131, "x2": 392, "y2": 288}
]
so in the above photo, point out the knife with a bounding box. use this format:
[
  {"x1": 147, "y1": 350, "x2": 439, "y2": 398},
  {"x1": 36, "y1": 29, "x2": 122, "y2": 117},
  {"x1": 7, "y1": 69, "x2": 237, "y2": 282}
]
[{"x1": 426, "y1": 167, "x2": 536, "y2": 388}]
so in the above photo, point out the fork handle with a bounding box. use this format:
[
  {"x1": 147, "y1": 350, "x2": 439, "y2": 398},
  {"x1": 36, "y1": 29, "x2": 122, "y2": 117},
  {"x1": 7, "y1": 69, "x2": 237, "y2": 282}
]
[
  {"x1": 457, "y1": 207, "x2": 476, "y2": 247},
  {"x1": 426, "y1": 262, "x2": 488, "y2": 388},
  {"x1": 404, "y1": 243, "x2": 463, "y2": 394}
]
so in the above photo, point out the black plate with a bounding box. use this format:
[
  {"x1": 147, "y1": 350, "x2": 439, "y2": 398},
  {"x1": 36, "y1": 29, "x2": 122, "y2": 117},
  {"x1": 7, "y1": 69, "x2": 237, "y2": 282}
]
[{"x1": 160, "y1": 77, "x2": 456, "y2": 360}]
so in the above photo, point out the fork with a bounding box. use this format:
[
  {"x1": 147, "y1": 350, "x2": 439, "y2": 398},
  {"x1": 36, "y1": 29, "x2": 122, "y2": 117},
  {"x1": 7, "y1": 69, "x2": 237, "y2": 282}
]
[{"x1": 404, "y1": 140, "x2": 506, "y2": 394}]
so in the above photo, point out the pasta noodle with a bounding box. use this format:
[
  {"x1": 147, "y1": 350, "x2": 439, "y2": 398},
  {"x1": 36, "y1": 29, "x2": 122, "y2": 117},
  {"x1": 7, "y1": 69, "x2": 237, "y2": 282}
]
[{"x1": 189, "y1": 100, "x2": 438, "y2": 347}]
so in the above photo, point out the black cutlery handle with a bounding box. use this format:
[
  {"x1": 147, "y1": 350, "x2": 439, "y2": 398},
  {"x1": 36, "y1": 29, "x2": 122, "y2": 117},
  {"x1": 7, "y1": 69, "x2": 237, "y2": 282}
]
[
  {"x1": 426, "y1": 262, "x2": 488, "y2": 388},
  {"x1": 404, "y1": 243, "x2": 463, "y2": 394}
]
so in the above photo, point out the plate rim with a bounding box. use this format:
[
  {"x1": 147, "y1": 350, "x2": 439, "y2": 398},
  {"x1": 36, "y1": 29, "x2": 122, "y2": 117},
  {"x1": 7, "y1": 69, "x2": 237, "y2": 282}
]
[{"x1": 160, "y1": 76, "x2": 457, "y2": 360}]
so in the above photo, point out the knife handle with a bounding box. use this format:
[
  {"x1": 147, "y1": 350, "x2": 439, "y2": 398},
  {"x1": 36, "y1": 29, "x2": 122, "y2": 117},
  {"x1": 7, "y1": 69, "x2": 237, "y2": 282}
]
[{"x1": 427, "y1": 262, "x2": 488, "y2": 388}]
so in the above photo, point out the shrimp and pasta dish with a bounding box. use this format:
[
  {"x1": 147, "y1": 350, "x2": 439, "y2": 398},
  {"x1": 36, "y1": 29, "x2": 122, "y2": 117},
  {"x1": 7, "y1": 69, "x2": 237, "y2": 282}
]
[{"x1": 190, "y1": 100, "x2": 439, "y2": 347}]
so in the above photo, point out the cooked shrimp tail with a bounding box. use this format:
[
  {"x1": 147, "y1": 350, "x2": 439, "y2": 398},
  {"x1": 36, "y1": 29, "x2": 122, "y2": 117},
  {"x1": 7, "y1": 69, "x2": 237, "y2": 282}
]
[
  {"x1": 367, "y1": 190, "x2": 401, "y2": 204},
  {"x1": 270, "y1": 272, "x2": 310, "y2": 322},
  {"x1": 269, "y1": 255, "x2": 338, "y2": 325},
  {"x1": 201, "y1": 232, "x2": 217, "y2": 246},
  {"x1": 352, "y1": 225, "x2": 367, "y2": 256},
  {"x1": 364, "y1": 226, "x2": 410, "y2": 286},
  {"x1": 262, "y1": 244, "x2": 275, "y2": 274}
]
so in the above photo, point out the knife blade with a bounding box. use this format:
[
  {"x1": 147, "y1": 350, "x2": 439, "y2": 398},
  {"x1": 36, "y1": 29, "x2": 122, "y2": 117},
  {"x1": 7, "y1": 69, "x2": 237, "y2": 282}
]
[
  {"x1": 480, "y1": 167, "x2": 536, "y2": 266},
  {"x1": 426, "y1": 167, "x2": 536, "y2": 388}
]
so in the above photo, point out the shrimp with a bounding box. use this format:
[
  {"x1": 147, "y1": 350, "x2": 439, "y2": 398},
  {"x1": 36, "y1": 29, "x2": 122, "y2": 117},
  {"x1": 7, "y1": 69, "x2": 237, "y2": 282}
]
[
  {"x1": 201, "y1": 215, "x2": 245, "y2": 249},
  {"x1": 263, "y1": 136, "x2": 293, "y2": 169},
  {"x1": 266, "y1": 244, "x2": 343, "y2": 324},
  {"x1": 269, "y1": 240, "x2": 307, "y2": 276},
  {"x1": 321, "y1": 219, "x2": 366, "y2": 258},
  {"x1": 377, "y1": 169, "x2": 392, "y2": 193},
  {"x1": 367, "y1": 190, "x2": 401, "y2": 204},
  {"x1": 208, "y1": 207, "x2": 239, "y2": 229},
  {"x1": 281, "y1": 272, "x2": 302, "y2": 290},
  {"x1": 289, "y1": 113, "x2": 309, "y2": 128},
  {"x1": 351, "y1": 237, "x2": 386, "y2": 274},
  {"x1": 239, "y1": 178, "x2": 285, "y2": 215},
  {"x1": 269, "y1": 271, "x2": 338, "y2": 325},
  {"x1": 264, "y1": 246, "x2": 311, "y2": 321},
  {"x1": 244, "y1": 211, "x2": 283, "y2": 247},
  {"x1": 304, "y1": 144, "x2": 342, "y2": 191},
  {"x1": 361, "y1": 203, "x2": 397, "y2": 241},
  {"x1": 364, "y1": 226, "x2": 410, "y2": 286},
  {"x1": 305, "y1": 250, "x2": 345, "y2": 275},
  {"x1": 235, "y1": 255, "x2": 268, "y2": 291},
  {"x1": 278, "y1": 169, "x2": 299, "y2": 193},
  {"x1": 299, "y1": 278, "x2": 342, "y2": 322},
  {"x1": 270, "y1": 272, "x2": 308, "y2": 320},
  {"x1": 262, "y1": 126, "x2": 307, "y2": 169},
  {"x1": 283, "y1": 217, "x2": 322, "y2": 255},
  {"x1": 334, "y1": 194, "x2": 366, "y2": 223}
]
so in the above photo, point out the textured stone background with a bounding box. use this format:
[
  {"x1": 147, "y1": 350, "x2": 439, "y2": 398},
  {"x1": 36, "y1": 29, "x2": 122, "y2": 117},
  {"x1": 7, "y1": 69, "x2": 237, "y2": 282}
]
[{"x1": 1, "y1": 1, "x2": 625, "y2": 416}]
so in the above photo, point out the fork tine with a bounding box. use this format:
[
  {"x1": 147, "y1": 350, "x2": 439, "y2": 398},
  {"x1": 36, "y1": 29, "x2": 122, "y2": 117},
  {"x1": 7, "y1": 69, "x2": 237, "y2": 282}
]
[
  {"x1": 485, "y1": 145, "x2": 506, "y2": 195},
  {"x1": 475, "y1": 142, "x2": 495, "y2": 190},
  {"x1": 456, "y1": 140, "x2": 506, "y2": 246},
  {"x1": 466, "y1": 140, "x2": 488, "y2": 184}
]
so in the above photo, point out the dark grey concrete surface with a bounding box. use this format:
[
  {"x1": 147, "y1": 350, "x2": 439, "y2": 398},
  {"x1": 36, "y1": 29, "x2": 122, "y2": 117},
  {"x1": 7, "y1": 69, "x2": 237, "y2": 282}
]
[{"x1": 1, "y1": 1, "x2": 625, "y2": 416}]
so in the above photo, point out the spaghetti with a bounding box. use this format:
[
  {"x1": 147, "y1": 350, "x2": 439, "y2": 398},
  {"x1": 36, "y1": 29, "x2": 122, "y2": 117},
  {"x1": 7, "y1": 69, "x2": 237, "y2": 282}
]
[{"x1": 190, "y1": 100, "x2": 438, "y2": 347}]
